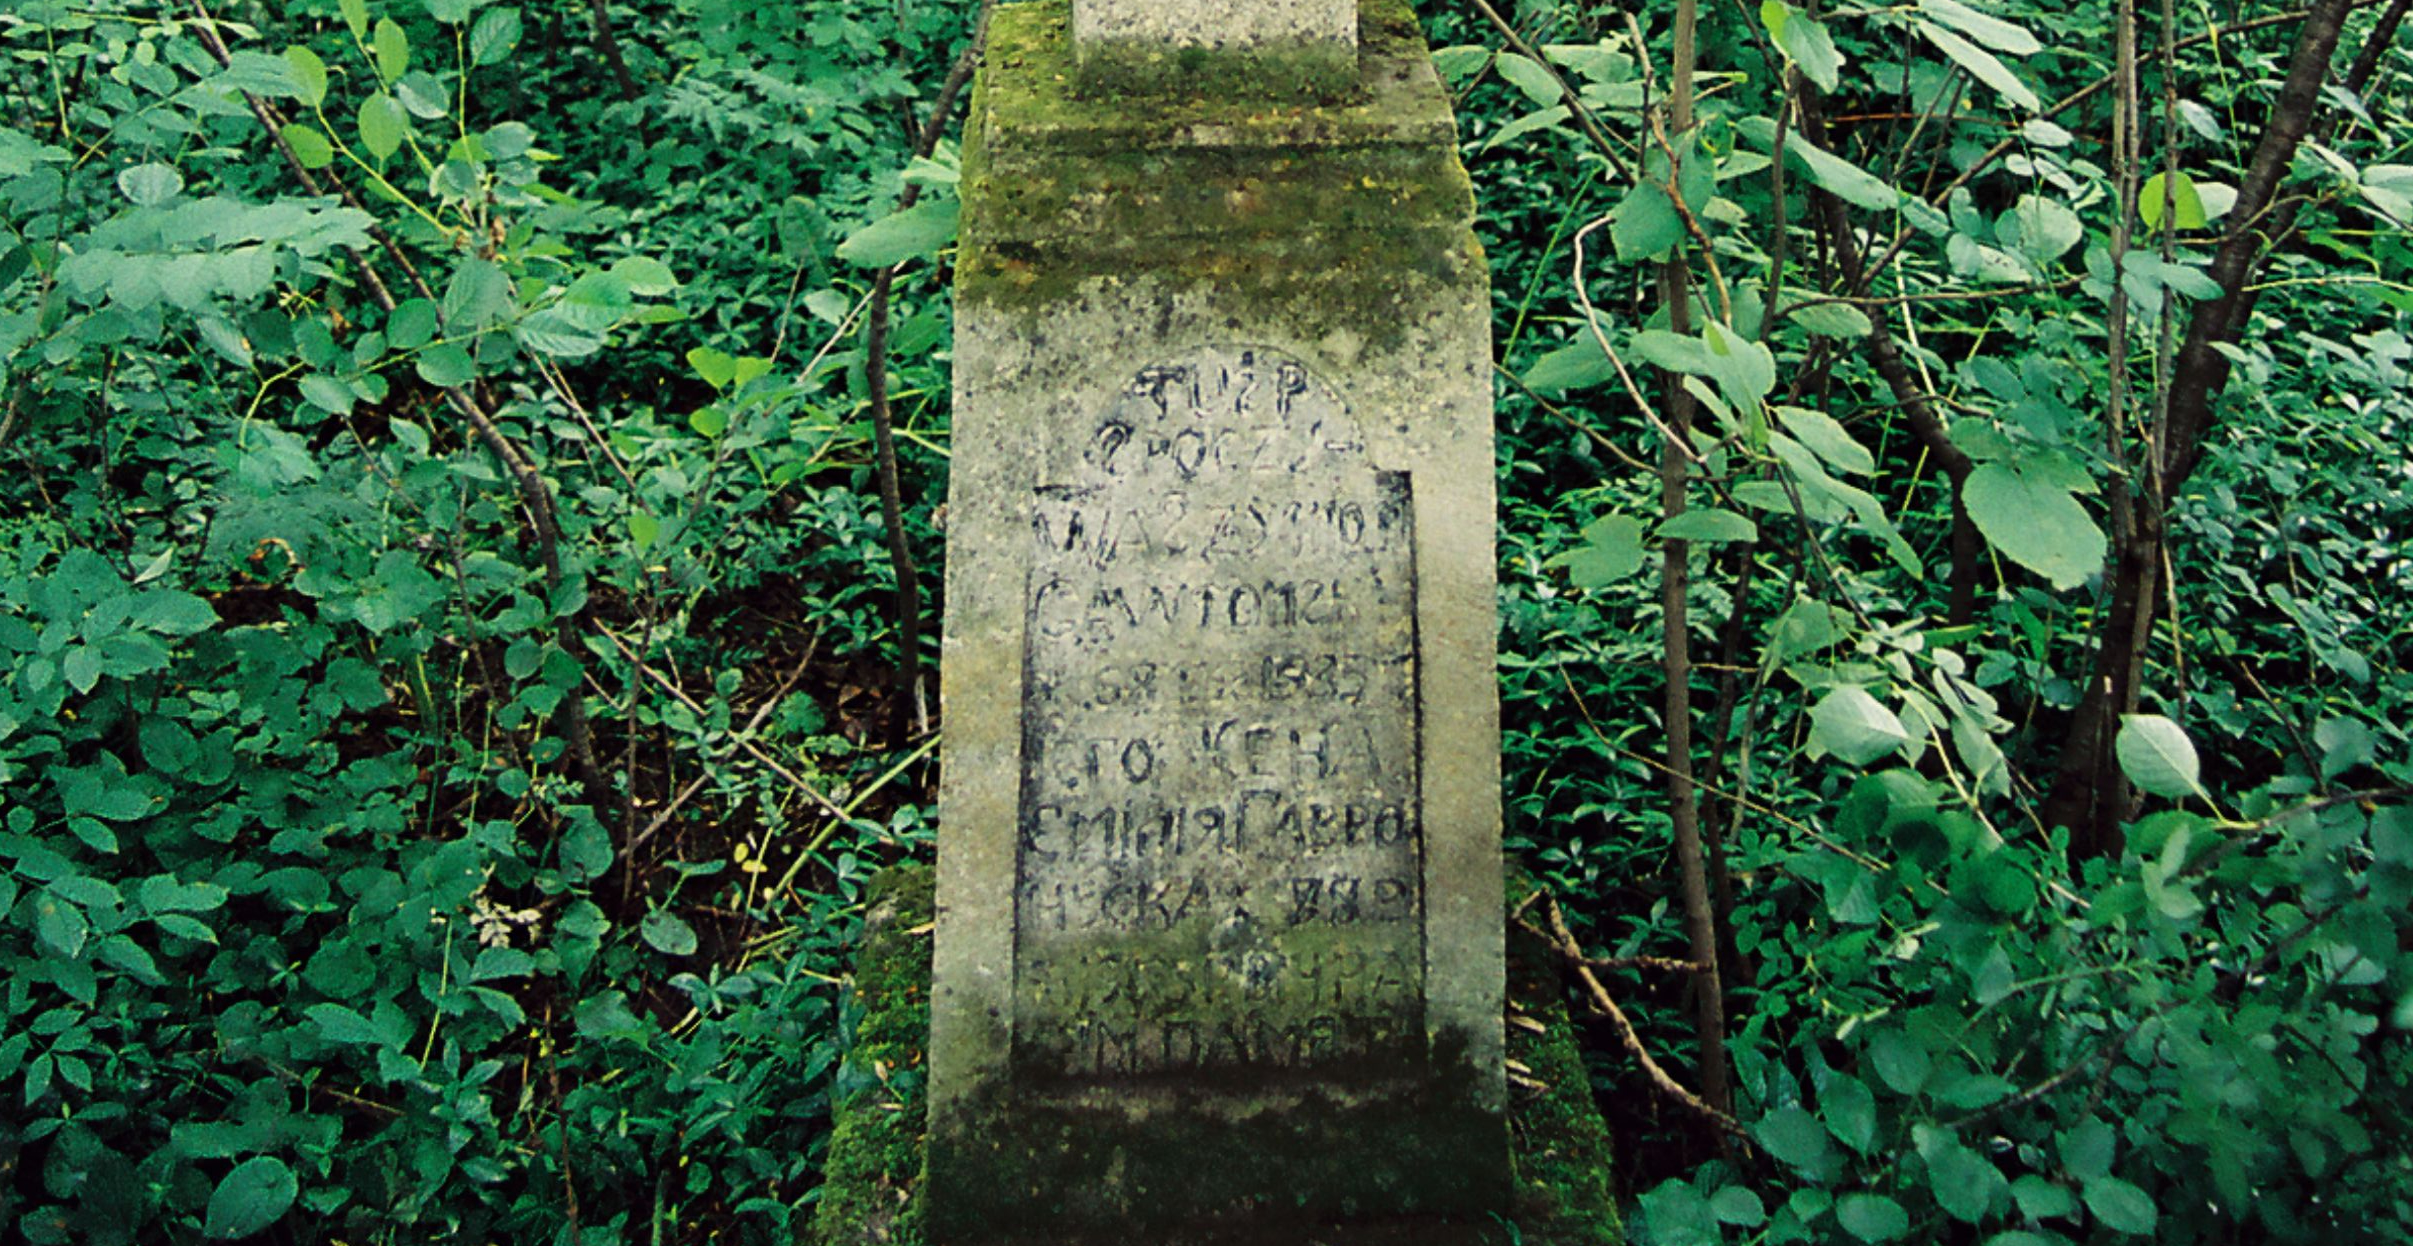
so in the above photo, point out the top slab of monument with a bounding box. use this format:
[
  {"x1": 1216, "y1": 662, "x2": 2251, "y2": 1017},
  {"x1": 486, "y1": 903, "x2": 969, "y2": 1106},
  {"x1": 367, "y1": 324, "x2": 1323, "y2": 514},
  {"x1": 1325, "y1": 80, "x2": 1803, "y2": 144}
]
[{"x1": 1069, "y1": 0, "x2": 1360, "y2": 98}]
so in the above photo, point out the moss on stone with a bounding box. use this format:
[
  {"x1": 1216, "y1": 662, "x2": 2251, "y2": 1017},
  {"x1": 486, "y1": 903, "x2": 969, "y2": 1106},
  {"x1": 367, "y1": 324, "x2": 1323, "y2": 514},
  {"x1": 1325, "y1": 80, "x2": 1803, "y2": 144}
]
[
  {"x1": 812, "y1": 865, "x2": 1622, "y2": 1246},
  {"x1": 957, "y1": 0, "x2": 1487, "y2": 354}
]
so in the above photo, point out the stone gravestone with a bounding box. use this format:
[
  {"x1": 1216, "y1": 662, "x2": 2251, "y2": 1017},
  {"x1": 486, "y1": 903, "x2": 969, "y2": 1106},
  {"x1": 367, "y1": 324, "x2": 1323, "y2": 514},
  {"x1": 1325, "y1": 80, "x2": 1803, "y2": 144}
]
[{"x1": 929, "y1": 0, "x2": 1504, "y2": 1239}]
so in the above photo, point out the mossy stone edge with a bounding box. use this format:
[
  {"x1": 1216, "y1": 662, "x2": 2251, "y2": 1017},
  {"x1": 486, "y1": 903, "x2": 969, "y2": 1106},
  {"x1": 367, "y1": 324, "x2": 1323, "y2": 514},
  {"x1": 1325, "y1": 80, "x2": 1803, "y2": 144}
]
[{"x1": 808, "y1": 865, "x2": 1622, "y2": 1246}]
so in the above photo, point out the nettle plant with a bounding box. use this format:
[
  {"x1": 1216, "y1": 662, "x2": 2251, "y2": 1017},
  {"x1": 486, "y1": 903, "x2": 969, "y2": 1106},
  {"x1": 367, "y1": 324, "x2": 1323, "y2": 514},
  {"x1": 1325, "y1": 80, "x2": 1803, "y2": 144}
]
[
  {"x1": 1, "y1": 0, "x2": 953, "y2": 1241},
  {"x1": 1451, "y1": 0, "x2": 2413, "y2": 1239}
]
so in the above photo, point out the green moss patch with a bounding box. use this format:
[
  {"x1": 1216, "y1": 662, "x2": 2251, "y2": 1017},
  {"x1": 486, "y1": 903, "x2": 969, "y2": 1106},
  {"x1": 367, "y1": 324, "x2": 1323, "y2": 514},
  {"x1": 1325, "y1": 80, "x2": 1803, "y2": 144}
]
[{"x1": 809, "y1": 866, "x2": 1620, "y2": 1246}]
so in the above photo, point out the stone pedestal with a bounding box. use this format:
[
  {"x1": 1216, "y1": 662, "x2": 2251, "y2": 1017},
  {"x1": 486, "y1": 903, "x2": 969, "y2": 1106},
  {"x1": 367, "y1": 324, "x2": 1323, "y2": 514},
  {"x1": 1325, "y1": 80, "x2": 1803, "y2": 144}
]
[
  {"x1": 1071, "y1": 0, "x2": 1359, "y2": 97},
  {"x1": 928, "y1": 2, "x2": 1505, "y2": 1240}
]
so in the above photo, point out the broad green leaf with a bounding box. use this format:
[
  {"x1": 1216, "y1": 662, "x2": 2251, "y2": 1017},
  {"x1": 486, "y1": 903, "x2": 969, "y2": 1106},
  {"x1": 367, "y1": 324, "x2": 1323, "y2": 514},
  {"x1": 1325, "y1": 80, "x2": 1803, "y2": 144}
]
[
  {"x1": 428, "y1": 0, "x2": 474, "y2": 21},
  {"x1": 35, "y1": 892, "x2": 89, "y2": 959},
  {"x1": 2083, "y1": 1175, "x2": 2158, "y2": 1236},
  {"x1": 1711, "y1": 1185, "x2": 1766, "y2": 1226},
  {"x1": 287, "y1": 46, "x2": 328, "y2": 107},
  {"x1": 1701, "y1": 321, "x2": 1775, "y2": 411},
  {"x1": 359, "y1": 93, "x2": 406, "y2": 162},
  {"x1": 629, "y1": 510, "x2": 662, "y2": 548},
  {"x1": 1786, "y1": 136, "x2": 1899, "y2": 211},
  {"x1": 1557, "y1": 514, "x2": 1645, "y2": 588},
  {"x1": 132, "y1": 591, "x2": 218, "y2": 635},
  {"x1": 610, "y1": 255, "x2": 678, "y2": 296},
  {"x1": 1658, "y1": 507, "x2": 1758, "y2": 544},
  {"x1": 443, "y1": 257, "x2": 515, "y2": 328},
  {"x1": 1757, "y1": 1106, "x2": 1834, "y2": 1172},
  {"x1": 1777, "y1": 406, "x2": 1876, "y2": 475},
  {"x1": 1788, "y1": 300, "x2": 1874, "y2": 338},
  {"x1": 2006, "y1": 194, "x2": 2083, "y2": 262},
  {"x1": 1869, "y1": 1028, "x2": 1932, "y2": 1094},
  {"x1": 1917, "y1": 22, "x2": 2041, "y2": 111},
  {"x1": 641, "y1": 910, "x2": 699, "y2": 956},
  {"x1": 1611, "y1": 180, "x2": 1685, "y2": 262},
  {"x1": 307, "y1": 1002, "x2": 385, "y2": 1044},
  {"x1": 1493, "y1": 52, "x2": 1562, "y2": 106},
  {"x1": 1811, "y1": 686, "x2": 1912, "y2": 765},
  {"x1": 388, "y1": 298, "x2": 440, "y2": 349},
  {"x1": 281, "y1": 123, "x2": 335, "y2": 169},
  {"x1": 1763, "y1": 0, "x2": 1844, "y2": 92},
  {"x1": 374, "y1": 18, "x2": 410, "y2": 83},
  {"x1": 416, "y1": 343, "x2": 476, "y2": 388},
  {"x1": 299, "y1": 374, "x2": 354, "y2": 415},
  {"x1": 1963, "y1": 461, "x2": 2104, "y2": 590},
  {"x1": 1924, "y1": 1131, "x2": 2006, "y2": 1222},
  {"x1": 1837, "y1": 1193, "x2": 1909, "y2": 1242},
  {"x1": 472, "y1": 7, "x2": 523, "y2": 64},
  {"x1": 1919, "y1": 0, "x2": 2043, "y2": 54},
  {"x1": 2011, "y1": 1175, "x2": 2077, "y2": 1219},
  {"x1": 1523, "y1": 337, "x2": 1614, "y2": 394},
  {"x1": 118, "y1": 163, "x2": 184, "y2": 206},
  {"x1": 206, "y1": 1156, "x2": 297, "y2": 1240},
  {"x1": 341, "y1": 0, "x2": 370, "y2": 39},
  {"x1": 2139, "y1": 171, "x2": 2207, "y2": 231},
  {"x1": 688, "y1": 347, "x2": 738, "y2": 389},
  {"x1": 690, "y1": 405, "x2": 730, "y2": 437},
  {"x1": 2116, "y1": 714, "x2": 2204, "y2": 798},
  {"x1": 1822, "y1": 1073, "x2": 1878, "y2": 1152},
  {"x1": 835, "y1": 198, "x2": 961, "y2": 268}
]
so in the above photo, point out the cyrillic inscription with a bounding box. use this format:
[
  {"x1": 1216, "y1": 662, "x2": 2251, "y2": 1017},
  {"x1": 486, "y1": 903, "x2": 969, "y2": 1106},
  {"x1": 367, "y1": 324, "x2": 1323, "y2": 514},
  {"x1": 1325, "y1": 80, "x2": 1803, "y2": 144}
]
[{"x1": 1015, "y1": 346, "x2": 1422, "y2": 1082}]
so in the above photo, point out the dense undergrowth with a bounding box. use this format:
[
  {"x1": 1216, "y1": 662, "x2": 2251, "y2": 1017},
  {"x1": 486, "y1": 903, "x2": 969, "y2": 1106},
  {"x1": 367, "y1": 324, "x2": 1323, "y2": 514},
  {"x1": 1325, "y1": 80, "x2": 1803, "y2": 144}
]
[{"x1": 0, "y1": 0, "x2": 2408, "y2": 1243}]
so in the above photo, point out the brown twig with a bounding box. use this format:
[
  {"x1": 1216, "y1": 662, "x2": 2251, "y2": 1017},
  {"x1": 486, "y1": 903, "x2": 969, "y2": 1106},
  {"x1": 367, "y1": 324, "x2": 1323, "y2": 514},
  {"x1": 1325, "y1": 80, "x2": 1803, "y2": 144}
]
[{"x1": 1538, "y1": 896, "x2": 1750, "y2": 1142}]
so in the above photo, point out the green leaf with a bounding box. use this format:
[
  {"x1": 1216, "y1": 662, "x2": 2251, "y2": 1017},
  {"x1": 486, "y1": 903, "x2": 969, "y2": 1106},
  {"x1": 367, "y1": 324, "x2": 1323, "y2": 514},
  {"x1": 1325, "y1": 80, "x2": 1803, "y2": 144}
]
[
  {"x1": 611, "y1": 255, "x2": 678, "y2": 296},
  {"x1": 1786, "y1": 136, "x2": 1899, "y2": 211},
  {"x1": 306, "y1": 1002, "x2": 386, "y2": 1045},
  {"x1": 1916, "y1": 22, "x2": 2041, "y2": 111},
  {"x1": 35, "y1": 892, "x2": 89, "y2": 959},
  {"x1": 389, "y1": 299, "x2": 440, "y2": 350},
  {"x1": 1657, "y1": 507, "x2": 1758, "y2": 544},
  {"x1": 1523, "y1": 337, "x2": 1614, "y2": 395},
  {"x1": 416, "y1": 343, "x2": 476, "y2": 388},
  {"x1": 689, "y1": 406, "x2": 729, "y2": 438},
  {"x1": 641, "y1": 910, "x2": 699, "y2": 956},
  {"x1": 1811, "y1": 687, "x2": 1911, "y2": 765},
  {"x1": 1710, "y1": 1185, "x2": 1766, "y2": 1226},
  {"x1": 374, "y1": 17, "x2": 411, "y2": 83},
  {"x1": 1700, "y1": 321, "x2": 1775, "y2": 411},
  {"x1": 1925, "y1": 1133, "x2": 2005, "y2": 1222},
  {"x1": 443, "y1": 257, "x2": 516, "y2": 329},
  {"x1": 1777, "y1": 406, "x2": 1875, "y2": 475},
  {"x1": 1788, "y1": 301, "x2": 1874, "y2": 338},
  {"x1": 1919, "y1": 0, "x2": 2043, "y2": 53},
  {"x1": 1493, "y1": 52, "x2": 1562, "y2": 106},
  {"x1": 2116, "y1": 714, "x2": 2205, "y2": 799},
  {"x1": 1963, "y1": 461, "x2": 2105, "y2": 590},
  {"x1": 1612, "y1": 181, "x2": 1685, "y2": 262},
  {"x1": 1869, "y1": 1028, "x2": 1933, "y2": 1096},
  {"x1": 1822, "y1": 1074, "x2": 1878, "y2": 1152},
  {"x1": 834, "y1": 198, "x2": 961, "y2": 268},
  {"x1": 118, "y1": 163, "x2": 184, "y2": 207},
  {"x1": 206, "y1": 1156, "x2": 297, "y2": 1240},
  {"x1": 1837, "y1": 1193, "x2": 1909, "y2": 1242},
  {"x1": 1763, "y1": 0, "x2": 1844, "y2": 92},
  {"x1": 1757, "y1": 1106, "x2": 1834, "y2": 1172},
  {"x1": 299, "y1": 374, "x2": 355, "y2": 415},
  {"x1": 2083, "y1": 1175, "x2": 2157, "y2": 1236},
  {"x1": 359, "y1": 93, "x2": 406, "y2": 161},
  {"x1": 287, "y1": 46, "x2": 329, "y2": 108},
  {"x1": 2006, "y1": 194, "x2": 2084, "y2": 263},
  {"x1": 2011, "y1": 1175, "x2": 2077, "y2": 1220},
  {"x1": 281, "y1": 123, "x2": 336, "y2": 169},
  {"x1": 1557, "y1": 514, "x2": 1645, "y2": 588},
  {"x1": 471, "y1": 7, "x2": 523, "y2": 65},
  {"x1": 2139, "y1": 171, "x2": 2208, "y2": 231}
]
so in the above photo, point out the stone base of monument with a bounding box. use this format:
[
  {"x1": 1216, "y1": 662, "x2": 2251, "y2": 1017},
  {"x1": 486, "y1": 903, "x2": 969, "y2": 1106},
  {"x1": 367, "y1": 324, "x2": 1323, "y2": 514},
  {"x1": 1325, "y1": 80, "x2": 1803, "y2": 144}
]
[{"x1": 810, "y1": 866, "x2": 1622, "y2": 1246}]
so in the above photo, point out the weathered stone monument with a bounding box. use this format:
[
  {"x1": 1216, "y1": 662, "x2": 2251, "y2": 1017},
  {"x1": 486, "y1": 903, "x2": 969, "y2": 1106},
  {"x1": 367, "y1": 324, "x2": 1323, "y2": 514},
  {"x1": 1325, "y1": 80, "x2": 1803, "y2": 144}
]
[{"x1": 929, "y1": 0, "x2": 1505, "y2": 1238}]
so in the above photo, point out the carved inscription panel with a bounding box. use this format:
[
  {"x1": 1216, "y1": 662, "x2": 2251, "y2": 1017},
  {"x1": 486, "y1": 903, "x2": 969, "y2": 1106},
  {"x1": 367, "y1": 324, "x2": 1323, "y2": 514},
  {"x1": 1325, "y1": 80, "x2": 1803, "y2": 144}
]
[{"x1": 1015, "y1": 346, "x2": 1423, "y2": 1083}]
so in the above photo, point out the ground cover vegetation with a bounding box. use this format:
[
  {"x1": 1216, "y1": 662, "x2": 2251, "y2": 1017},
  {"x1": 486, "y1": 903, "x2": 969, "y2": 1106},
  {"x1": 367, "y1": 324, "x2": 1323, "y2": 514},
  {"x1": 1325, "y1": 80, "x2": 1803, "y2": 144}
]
[{"x1": 0, "y1": 0, "x2": 2404, "y2": 1242}]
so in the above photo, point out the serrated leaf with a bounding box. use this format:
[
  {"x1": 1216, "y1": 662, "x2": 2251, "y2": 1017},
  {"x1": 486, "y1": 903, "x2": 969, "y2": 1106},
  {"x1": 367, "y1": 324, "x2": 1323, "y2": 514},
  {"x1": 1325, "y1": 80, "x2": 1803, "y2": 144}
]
[
  {"x1": 1963, "y1": 461, "x2": 2104, "y2": 590},
  {"x1": 388, "y1": 299, "x2": 440, "y2": 350},
  {"x1": 1837, "y1": 1193, "x2": 1909, "y2": 1242},
  {"x1": 2082, "y1": 1175, "x2": 2157, "y2": 1236},
  {"x1": 2116, "y1": 714, "x2": 2204, "y2": 799},
  {"x1": 299, "y1": 374, "x2": 355, "y2": 415},
  {"x1": 1812, "y1": 687, "x2": 1911, "y2": 765},
  {"x1": 471, "y1": 7, "x2": 523, "y2": 63},
  {"x1": 1757, "y1": 1106, "x2": 1834, "y2": 1172},
  {"x1": 416, "y1": 343, "x2": 476, "y2": 388},
  {"x1": 206, "y1": 1156, "x2": 297, "y2": 1240},
  {"x1": 1917, "y1": 21, "x2": 2041, "y2": 111},
  {"x1": 835, "y1": 198, "x2": 960, "y2": 268}
]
